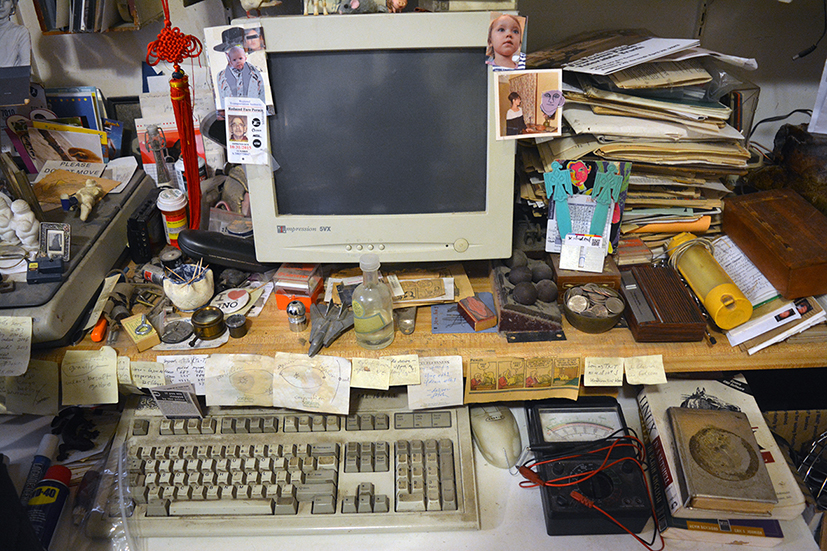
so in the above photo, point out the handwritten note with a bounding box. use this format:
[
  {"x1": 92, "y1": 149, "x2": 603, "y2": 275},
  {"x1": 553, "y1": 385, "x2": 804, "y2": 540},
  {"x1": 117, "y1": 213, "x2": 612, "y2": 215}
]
[
  {"x1": 0, "y1": 316, "x2": 32, "y2": 376},
  {"x1": 5, "y1": 360, "x2": 59, "y2": 415},
  {"x1": 131, "y1": 361, "x2": 167, "y2": 389},
  {"x1": 584, "y1": 357, "x2": 624, "y2": 386},
  {"x1": 351, "y1": 358, "x2": 392, "y2": 390},
  {"x1": 387, "y1": 354, "x2": 421, "y2": 386},
  {"x1": 204, "y1": 354, "x2": 274, "y2": 407},
  {"x1": 407, "y1": 356, "x2": 463, "y2": 410},
  {"x1": 61, "y1": 346, "x2": 118, "y2": 405},
  {"x1": 158, "y1": 355, "x2": 208, "y2": 394},
  {"x1": 624, "y1": 355, "x2": 667, "y2": 385}
]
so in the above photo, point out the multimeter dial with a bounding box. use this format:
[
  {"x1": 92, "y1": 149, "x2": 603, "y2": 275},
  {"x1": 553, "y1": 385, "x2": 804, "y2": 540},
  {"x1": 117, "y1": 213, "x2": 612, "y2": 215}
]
[{"x1": 538, "y1": 407, "x2": 625, "y2": 443}]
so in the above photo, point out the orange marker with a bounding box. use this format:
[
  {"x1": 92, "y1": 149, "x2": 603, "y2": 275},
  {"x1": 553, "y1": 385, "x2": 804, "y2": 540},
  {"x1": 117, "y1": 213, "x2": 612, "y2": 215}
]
[{"x1": 91, "y1": 317, "x2": 108, "y2": 342}]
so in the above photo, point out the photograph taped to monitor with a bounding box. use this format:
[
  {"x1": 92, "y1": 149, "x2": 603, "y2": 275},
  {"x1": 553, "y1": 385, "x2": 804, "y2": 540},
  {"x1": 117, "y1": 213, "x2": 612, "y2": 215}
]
[
  {"x1": 204, "y1": 23, "x2": 274, "y2": 114},
  {"x1": 40, "y1": 221, "x2": 70, "y2": 261},
  {"x1": 495, "y1": 69, "x2": 564, "y2": 140}
]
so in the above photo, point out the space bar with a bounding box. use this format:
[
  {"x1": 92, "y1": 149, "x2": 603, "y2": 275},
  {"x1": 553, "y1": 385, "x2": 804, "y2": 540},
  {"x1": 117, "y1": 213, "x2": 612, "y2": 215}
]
[{"x1": 169, "y1": 499, "x2": 274, "y2": 515}]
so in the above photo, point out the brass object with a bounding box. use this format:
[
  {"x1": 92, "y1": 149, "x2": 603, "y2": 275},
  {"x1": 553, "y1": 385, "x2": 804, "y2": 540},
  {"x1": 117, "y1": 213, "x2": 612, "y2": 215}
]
[{"x1": 191, "y1": 305, "x2": 226, "y2": 340}]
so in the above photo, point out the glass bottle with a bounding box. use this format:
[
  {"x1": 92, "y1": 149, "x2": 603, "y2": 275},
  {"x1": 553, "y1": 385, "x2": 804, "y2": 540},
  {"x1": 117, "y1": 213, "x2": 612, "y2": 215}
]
[{"x1": 352, "y1": 254, "x2": 395, "y2": 349}]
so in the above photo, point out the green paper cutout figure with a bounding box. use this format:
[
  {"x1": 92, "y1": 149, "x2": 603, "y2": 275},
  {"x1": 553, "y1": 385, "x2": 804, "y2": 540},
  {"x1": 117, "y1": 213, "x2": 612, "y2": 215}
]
[
  {"x1": 589, "y1": 169, "x2": 622, "y2": 237},
  {"x1": 544, "y1": 160, "x2": 573, "y2": 240}
]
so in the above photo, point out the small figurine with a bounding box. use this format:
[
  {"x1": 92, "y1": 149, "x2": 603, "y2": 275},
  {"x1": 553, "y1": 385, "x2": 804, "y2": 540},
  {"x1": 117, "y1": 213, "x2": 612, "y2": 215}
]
[
  {"x1": 10, "y1": 198, "x2": 39, "y2": 250},
  {"x1": 239, "y1": 0, "x2": 282, "y2": 17},
  {"x1": 73, "y1": 180, "x2": 104, "y2": 222},
  {"x1": 339, "y1": 0, "x2": 387, "y2": 13},
  {"x1": 0, "y1": 199, "x2": 20, "y2": 244},
  {"x1": 303, "y1": 0, "x2": 333, "y2": 15}
]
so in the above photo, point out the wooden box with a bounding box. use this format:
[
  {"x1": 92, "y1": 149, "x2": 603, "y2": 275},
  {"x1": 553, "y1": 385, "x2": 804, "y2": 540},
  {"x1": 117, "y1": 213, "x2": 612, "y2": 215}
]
[
  {"x1": 723, "y1": 189, "x2": 827, "y2": 299},
  {"x1": 550, "y1": 253, "x2": 621, "y2": 304}
]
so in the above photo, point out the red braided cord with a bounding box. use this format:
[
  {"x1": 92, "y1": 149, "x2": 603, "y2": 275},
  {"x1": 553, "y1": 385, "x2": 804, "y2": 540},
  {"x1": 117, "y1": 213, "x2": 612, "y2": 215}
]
[{"x1": 145, "y1": 0, "x2": 202, "y2": 70}]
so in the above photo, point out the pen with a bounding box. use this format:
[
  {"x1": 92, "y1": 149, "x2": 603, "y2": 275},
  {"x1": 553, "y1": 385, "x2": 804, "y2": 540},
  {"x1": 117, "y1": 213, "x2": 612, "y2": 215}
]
[{"x1": 19, "y1": 434, "x2": 59, "y2": 506}]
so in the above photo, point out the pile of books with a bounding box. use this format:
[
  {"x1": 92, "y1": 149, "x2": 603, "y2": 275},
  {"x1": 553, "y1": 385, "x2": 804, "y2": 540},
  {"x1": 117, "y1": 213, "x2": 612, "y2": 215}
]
[
  {"x1": 637, "y1": 374, "x2": 809, "y2": 547},
  {"x1": 526, "y1": 29, "x2": 756, "y2": 260}
]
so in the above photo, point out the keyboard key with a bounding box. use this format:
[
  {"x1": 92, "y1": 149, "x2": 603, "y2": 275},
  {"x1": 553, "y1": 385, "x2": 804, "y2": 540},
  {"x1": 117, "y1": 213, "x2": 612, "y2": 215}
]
[{"x1": 169, "y1": 499, "x2": 274, "y2": 516}]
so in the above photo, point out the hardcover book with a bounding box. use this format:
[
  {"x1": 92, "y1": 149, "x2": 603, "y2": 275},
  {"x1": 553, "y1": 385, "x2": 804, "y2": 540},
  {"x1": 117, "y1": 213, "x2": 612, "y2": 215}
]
[
  {"x1": 638, "y1": 405, "x2": 786, "y2": 547},
  {"x1": 667, "y1": 406, "x2": 777, "y2": 515},
  {"x1": 636, "y1": 374, "x2": 805, "y2": 521}
]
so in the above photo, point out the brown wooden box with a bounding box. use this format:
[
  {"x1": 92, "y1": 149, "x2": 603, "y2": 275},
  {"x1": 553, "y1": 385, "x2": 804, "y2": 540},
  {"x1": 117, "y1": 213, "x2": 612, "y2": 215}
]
[
  {"x1": 550, "y1": 253, "x2": 621, "y2": 304},
  {"x1": 722, "y1": 189, "x2": 827, "y2": 299}
]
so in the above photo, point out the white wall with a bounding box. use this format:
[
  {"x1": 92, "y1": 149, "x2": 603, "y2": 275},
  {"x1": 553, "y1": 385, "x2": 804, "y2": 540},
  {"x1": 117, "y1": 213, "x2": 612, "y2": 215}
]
[{"x1": 15, "y1": 0, "x2": 826, "y2": 149}]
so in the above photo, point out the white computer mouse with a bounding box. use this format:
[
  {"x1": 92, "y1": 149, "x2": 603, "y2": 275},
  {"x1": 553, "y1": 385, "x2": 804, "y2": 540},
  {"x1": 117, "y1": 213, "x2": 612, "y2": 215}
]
[{"x1": 469, "y1": 405, "x2": 522, "y2": 469}]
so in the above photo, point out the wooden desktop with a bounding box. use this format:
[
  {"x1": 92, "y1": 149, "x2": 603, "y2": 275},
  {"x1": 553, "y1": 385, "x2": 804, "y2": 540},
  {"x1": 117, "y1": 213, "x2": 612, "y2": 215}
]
[{"x1": 30, "y1": 260, "x2": 827, "y2": 374}]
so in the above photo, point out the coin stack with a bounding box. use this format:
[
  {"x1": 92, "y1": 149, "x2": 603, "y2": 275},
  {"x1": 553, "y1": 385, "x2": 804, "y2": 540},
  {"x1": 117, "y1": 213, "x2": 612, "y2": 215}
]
[{"x1": 564, "y1": 283, "x2": 625, "y2": 319}]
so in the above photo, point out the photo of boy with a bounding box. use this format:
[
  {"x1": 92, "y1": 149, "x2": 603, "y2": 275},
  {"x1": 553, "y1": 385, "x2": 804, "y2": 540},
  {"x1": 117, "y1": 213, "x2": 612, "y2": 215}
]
[
  {"x1": 486, "y1": 12, "x2": 526, "y2": 71},
  {"x1": 206, "y1": 25, "x2": 272, "y2": 112}
]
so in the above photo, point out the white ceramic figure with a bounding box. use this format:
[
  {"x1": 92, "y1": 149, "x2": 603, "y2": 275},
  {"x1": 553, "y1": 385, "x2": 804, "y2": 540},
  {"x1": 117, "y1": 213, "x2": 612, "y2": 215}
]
[
  {"x1": 0, "y1": 199, "x2": 20, "y2": 244},
  {"x1": 11, "y1": 198, "x2": 39, "y2": 249}
]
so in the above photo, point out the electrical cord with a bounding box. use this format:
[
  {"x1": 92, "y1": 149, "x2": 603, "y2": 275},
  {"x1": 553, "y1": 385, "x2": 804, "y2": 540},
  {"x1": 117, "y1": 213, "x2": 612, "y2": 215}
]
[
  {"x1": 793, "y1": 0, "x2": 827, "y2": 60},
  {"x1": 518, "y1": 433, "x2": 664, "y2": 551}
]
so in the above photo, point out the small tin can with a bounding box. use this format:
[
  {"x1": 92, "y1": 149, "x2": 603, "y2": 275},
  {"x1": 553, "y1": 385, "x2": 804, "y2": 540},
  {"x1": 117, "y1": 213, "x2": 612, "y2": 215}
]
[
  {"x1": 139, "y1": 262, "x2": 165, "y2": 285},
  {"x1": 191, "y1": 305, "x2": 226, "y2": 340},
  {"x1": 226, "y1": 313, "x2": 248, "y2": 338},
  {"x1": 286, "y1": 300, "x2": 308, "y2": 332}
]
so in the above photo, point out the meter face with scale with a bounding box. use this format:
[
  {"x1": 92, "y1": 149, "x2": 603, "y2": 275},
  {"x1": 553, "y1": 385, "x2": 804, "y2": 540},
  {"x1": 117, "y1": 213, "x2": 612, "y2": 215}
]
[{"x1": 527, "y1": 396, "x2": 629, "y2": 451}]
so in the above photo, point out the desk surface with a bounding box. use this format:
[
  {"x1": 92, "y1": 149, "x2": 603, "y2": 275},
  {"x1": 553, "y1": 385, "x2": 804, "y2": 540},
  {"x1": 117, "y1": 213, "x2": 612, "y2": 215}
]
[
  {"x1": 31, "y1": 261, "x2": 827, "y2": 373},
  {"x1": 0, "y1": 387, "x2": 819, "y2": 551}
]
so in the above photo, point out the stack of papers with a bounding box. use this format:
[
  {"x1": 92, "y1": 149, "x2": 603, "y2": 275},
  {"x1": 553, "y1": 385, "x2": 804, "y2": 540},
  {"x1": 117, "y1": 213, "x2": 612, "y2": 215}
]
[{"x1": 527, "y1": 29, "x2": 757, "y2": 257}]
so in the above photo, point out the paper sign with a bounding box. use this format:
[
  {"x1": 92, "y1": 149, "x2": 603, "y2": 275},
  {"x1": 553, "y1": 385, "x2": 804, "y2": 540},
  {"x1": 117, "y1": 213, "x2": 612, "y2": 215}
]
[
  {"x1": 584, "y1": 357, "x2": 624, "y2": 386},
  {"x1": 559, "y1": 234, "x2": 605, "y2": 273},
  {"x1": 407, "y1": 356, "x2": 464, "y2": 410},
  {"x1": 131, "y1": 361, "x2": 167, "y2": 389},
  {"x1": 204, "y1": 354, "x2": 274, "y2": 407},
  {"x1": 272, "y1": 352, "x2": 351, "y2": 415},
  {"x1": 351, "y1": 358, "x2": 392, "y2": 390},
  {"x1": 388, "y1": 354, "x2": 421, "y2": 386},
  {"x1": 158, "y1": 355, "x2": 208, "y2": 394},
  {"x1": 624, "y1": 355, "x2": 667, "y2": 385},
  {"x1": 116, "y1": 356, "x2": 139, "y2": 394},
  {"x1": 4, "y1": 360, "x2": 59, "y2": 415},
  {"x1": 0, "y1": 316, "x2": 32, "y2": 376},
  {"x1": 61, "y1": 346, "x2": 119, "y2": 405}
]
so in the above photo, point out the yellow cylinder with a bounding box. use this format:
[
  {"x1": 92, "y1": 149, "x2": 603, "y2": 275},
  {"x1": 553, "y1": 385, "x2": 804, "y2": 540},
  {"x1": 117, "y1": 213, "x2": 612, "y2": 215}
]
[{"x1": 668, "y1": 232, "x2": 752, "y2": 330}]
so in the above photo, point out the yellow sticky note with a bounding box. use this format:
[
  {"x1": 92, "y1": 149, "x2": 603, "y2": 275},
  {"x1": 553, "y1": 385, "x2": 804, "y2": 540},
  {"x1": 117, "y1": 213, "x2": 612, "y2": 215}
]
[
  {"x1": 387, "y1": 354, "x2": 420, "y2": 386},
  {"x1": 61, "y1": 346, "x2": 119, "y2": 405},
  {"x1": 584, "y1": 357, "x2": 624, "y2": 386},
  {"x1": 0, "y1": 316, "x2": 32, "y2": 376},
  {"x1": 131, "y1": 361, "x2": 166, "y2": 388},
  {"x1": 351, "y1": 358, "x2": 391, "y2": 390},
  {"x1": 624, "y1": 355, "x2": 667, "y2": 385},
  {"x1": 5, "y1": 360, "x2": 59, "y2": 415}
]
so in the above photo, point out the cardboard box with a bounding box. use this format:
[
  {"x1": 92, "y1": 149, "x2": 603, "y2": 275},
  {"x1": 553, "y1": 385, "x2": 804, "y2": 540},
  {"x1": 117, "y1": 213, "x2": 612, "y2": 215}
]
[
  {"x1": 764, "y1": 409, "x2": 827, "y2": 455},
  {"x1": 723, "y1": 189, "x2": 827, "y2": 299}
]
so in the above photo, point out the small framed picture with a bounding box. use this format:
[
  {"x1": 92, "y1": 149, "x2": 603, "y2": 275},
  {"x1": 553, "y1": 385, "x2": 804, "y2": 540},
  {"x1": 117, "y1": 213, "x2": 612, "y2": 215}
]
[{"x1": 40, "y1": 222, "x2": 71, "y2": 262}]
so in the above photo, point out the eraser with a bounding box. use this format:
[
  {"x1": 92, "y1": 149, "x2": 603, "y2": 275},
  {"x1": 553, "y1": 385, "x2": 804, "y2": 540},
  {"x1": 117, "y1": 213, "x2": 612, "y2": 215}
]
[{"x1": 458, "y1": 295, "x2": 497, "y2": 331}]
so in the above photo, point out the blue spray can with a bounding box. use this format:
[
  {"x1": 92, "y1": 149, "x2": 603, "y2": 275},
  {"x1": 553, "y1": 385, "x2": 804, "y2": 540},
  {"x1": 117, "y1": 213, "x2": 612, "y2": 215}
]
[{"x1": 26, "y1": 465, "x2": 71, "y2": 549}]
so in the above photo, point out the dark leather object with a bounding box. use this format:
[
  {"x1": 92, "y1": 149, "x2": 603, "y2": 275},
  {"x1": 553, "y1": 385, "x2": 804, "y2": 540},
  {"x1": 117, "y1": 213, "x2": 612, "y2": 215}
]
[{"x1": 177, "y1": 230, "x2": 277, "y2": 272}]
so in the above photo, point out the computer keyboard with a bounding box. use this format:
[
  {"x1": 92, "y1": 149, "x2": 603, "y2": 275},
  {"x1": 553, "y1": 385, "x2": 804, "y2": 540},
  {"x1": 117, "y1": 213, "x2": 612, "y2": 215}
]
[{"x1": 106, "y1": 391, "x2": 479, "y2": 537}]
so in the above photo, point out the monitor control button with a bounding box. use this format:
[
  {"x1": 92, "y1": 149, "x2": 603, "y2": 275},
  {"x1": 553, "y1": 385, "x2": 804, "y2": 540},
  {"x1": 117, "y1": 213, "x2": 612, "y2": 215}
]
[
  {"x1": 367, "y1": 245, "x2": 374, "y2": 250},
  {"x1": 453, "y1": 239, "x2": 469, "y2": 253},
  {"x1": 346, "y1": 245, "x2": 352, "y2": 251},
  {"x1": 378, "y1": 245, "x2": 385, "y2": 250},
  {"x1": 356, "y1": 245, "x2": 363, "y2": 251}
]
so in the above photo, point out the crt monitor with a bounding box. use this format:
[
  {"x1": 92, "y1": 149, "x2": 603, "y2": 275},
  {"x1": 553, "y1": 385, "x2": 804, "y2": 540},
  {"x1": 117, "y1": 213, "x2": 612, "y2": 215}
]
[{"x1": 246, "y1": 12, "x2": 516, "y2": 264}]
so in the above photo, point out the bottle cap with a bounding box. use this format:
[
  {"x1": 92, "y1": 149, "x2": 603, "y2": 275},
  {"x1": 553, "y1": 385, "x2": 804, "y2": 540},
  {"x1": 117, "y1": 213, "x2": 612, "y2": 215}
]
[
  {"x1": 42, "y1": 465, "x2": 71, "y2": 486},
  {"x1": 360, "y1": 253, "x2": 380, "y2": 272},
  {"x1": 157, "y1": 188, "x2": 187, "y2": 212}
]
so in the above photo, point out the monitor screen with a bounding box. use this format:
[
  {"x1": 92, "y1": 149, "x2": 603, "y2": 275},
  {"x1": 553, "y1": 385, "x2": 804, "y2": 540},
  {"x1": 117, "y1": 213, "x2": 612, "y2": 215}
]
[{"x1": 246, "y1": 12, "x2": 516, "y2": 264}]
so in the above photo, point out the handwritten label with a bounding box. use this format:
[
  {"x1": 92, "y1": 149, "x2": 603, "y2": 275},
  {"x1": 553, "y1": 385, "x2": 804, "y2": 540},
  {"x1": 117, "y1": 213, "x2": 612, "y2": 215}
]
[
  {"x1": 131, "y1": 361, "x2": 167, "y2": 389},
  {"x1": 158, "y1": 355, "x2": 208, "y2": 394},
  {"x1": 407, "y1": 356, "x2": 463, "y2": 410},
  {"x1": 61, "y1": 346, "x2": 118, "y2": 405},
  {"x1": 351, "y1": 358, "x2": 392, "y2": 390},
  {"x1": 624, "y1": 355, "x2": 667, "y2": 385},
  {"x1": 0, "y1": 316, "x2": 32, "y2": 376},
  {"x1": 387, "y1": 354, "x2": 421, "y2": 386},
  {"x1": 272, "y1": 352, "x2": 351, "y2": 415},
  {"x1": 5, "y1": 359, "x2": 59, "y2": 415},
  {"x1": 584, "y1": 357, "x2": 624, "y2": 386}
]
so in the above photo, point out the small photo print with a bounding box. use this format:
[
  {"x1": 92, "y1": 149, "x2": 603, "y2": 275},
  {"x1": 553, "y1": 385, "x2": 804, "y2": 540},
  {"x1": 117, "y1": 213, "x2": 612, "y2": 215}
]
[
  {"x1": 486, "y1": 12, "x2": 527, "y2": 71},
  {"x1": 495, "y1": 69, "x2": 565, "y2": 140},
  {"x1": 39, "y1": 222, "x2": 71, "y2": 261},
  {"x1": 204, "y1": 24, "x2": 274, "y2": 113}
]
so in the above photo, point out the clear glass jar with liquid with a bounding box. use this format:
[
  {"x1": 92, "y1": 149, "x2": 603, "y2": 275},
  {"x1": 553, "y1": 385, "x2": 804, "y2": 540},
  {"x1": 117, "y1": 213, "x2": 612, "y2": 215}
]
[{"x1": 352, "y1": 254, "x2": 395, "y2": 349}]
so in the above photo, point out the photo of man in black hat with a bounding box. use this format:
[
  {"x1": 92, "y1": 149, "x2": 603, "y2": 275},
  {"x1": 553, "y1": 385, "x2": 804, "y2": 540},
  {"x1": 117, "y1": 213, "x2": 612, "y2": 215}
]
[{"x1": 213, "y1": 26, "x2": 267, "y2": 109}]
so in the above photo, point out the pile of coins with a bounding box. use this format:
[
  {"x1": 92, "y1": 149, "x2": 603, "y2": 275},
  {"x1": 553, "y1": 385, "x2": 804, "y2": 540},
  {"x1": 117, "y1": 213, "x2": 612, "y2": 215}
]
[{"x1": 564, "y1": 283, "x2": 625, "y2": 319}]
